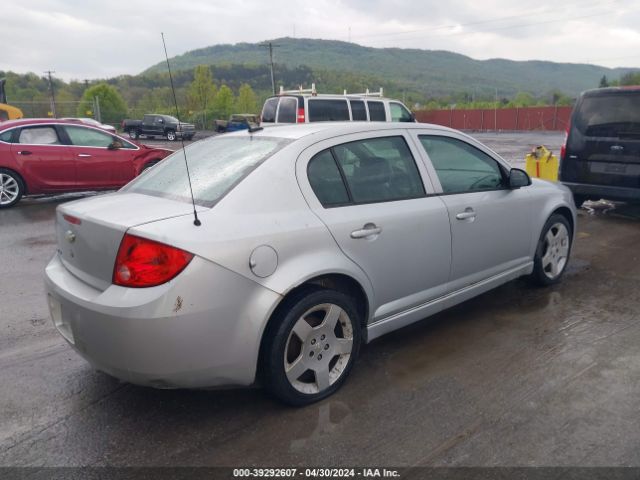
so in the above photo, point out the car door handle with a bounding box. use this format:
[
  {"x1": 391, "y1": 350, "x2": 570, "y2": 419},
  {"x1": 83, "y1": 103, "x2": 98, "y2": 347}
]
[
  {"x1": 351, "y1": 223, "x2": 382, "y2": 239},
  {"x1": 77, "y1": 153, "x2": 92, "y2": 158},
  {"x1": 456, "y1": 208, "x2": 477, "y2": 220},
  {"x1": 17, "y1": 150, "x2": 32, "y2": 155}
]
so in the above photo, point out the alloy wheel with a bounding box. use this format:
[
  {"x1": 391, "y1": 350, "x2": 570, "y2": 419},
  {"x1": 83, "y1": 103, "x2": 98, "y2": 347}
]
[
  {"x1": 284, "y1": 303, "x2": 353, "y2": 394},
  {"x1": 0, "y1": 173, "x2": 19, "y2": 206},
  {"x1": 541, "y1": 222, "x2": 570, "y2": 279}
]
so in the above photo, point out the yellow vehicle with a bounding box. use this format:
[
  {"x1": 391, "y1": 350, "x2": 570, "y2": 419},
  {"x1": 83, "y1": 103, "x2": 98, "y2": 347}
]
[{"x1": 0, "y1": 78, "x2": 23, "y2": 122}]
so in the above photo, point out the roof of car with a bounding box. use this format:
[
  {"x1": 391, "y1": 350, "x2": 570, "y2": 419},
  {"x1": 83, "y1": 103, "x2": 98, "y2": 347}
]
[
  {"x1": 226, "y1": 121, "x2": 455, "y2": 141},
  {"x1": 0, "y1": 118, "x2": 88, "y2": 129},
  {"x1": 583, "y1": 86, "x2": 640, "y2": 96}
]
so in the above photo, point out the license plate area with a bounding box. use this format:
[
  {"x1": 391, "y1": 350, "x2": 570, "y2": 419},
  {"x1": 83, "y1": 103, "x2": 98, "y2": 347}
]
[{"x1": 590, "y1": 162, "x2": 640, "y2": 176}]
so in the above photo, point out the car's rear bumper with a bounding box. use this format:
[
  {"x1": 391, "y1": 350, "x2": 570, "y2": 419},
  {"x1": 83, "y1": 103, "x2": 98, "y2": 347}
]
[
  {"x1": 44, "y1": 253, "x2": 281, "y2": 389},
  {"x1": 561, "y1": 182, "x2": 640, "y2": 202}
]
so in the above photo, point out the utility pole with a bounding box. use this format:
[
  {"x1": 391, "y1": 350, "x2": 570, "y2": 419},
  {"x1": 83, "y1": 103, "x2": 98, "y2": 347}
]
[
  {"x1": 44, "y1": 70, "x2": 57, "y2": 118},
  {"x1": 259, "y1": 42, "x2": 280, "y2": 95},
  {"x1": 494, "y1": 87, "x2": 498, "y2": 132}
]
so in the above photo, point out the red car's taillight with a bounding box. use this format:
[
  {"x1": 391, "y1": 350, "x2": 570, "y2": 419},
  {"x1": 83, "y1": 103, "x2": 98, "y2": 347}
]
[
  {"x1": 297, "y1": 107, "x2": 305, "y2": 123},
  {"x1": 113, "y1": 234, "x2": 194, "y2": 288}
]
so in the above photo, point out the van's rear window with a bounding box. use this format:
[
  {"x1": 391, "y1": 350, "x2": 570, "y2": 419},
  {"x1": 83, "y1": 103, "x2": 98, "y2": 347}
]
[
  {"x1": 123, "y1": 136, "x2": 291, "y2": 207},
  {"x1": 576, "y1": 93, "x2": 640, "y2": 137}
]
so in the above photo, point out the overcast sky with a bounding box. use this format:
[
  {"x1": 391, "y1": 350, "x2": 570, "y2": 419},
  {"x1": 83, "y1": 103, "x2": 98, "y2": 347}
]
[{"x1": 3, "y1": 0, "x2": 639, "y2": 80}]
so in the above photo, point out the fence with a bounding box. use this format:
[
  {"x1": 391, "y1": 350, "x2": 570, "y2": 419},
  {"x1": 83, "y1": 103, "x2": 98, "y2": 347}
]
[
  {"x1": 10, "y1": 97, "x2": 106, "y2": 125},
  {"x1": 414, "y1": 106, "x2": 572, "y2": 132}
]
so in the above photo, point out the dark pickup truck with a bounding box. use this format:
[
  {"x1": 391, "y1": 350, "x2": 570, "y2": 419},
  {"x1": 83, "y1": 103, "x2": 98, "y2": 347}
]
[{"x1": 121, "y1": 114, "x2": 196, "y2": 141}]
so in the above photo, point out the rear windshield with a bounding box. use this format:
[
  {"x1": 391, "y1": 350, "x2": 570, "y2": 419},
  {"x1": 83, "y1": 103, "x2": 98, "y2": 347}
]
[
  {"x1": 123, "y1": 136, "x2": 291, "y2": 207},
  {"x1": 575, "y1": 93, "x2": 640, "y2": 138}
]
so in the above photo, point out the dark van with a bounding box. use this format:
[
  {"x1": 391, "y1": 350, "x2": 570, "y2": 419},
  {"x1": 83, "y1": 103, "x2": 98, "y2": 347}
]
[{"x1": 560, "y1": 87, "x2": 640, "y2": 206}]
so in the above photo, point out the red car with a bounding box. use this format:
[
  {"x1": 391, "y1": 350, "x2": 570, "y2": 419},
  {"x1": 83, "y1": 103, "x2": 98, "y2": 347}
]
[{"x1": 0, "y1": 119, "x2": 173, "y2": 208}]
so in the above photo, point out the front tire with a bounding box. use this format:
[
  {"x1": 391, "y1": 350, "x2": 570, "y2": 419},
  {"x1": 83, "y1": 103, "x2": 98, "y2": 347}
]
[
  {"x1": 0, "y1": 169, "x2": 24, "y2": 208},
  {"x1": 166, "y1": 130, "x2": 176, "y2": 141},
  {"x1": 530, "y1": 214, "x2": 572, "y2": 286},
  {"x1": 262, "y1": 288, "x2": 362, "y2": 406}
]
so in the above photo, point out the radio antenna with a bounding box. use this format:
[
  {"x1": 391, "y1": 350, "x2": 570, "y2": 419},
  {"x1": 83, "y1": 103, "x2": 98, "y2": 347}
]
[{"x1": 161, "y1": 32, "x2": 201, "y2": 226}]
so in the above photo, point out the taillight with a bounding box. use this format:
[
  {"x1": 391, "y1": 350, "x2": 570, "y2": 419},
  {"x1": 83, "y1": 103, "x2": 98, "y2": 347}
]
[
  {"x1": 63, "y1": 214, "x2": 81, "y2": 225},
  {"x1": 113, "y1": 234, "x2": 193, "y2": 288},
  {"x1": 297, "y1": 107, "x2": 305, "y2": 123}
]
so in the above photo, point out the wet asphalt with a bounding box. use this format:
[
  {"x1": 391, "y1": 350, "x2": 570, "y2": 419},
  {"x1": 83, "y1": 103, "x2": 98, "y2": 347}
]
[{"x1": 1, "y1": 132, "x2": 640, "y2": 467}]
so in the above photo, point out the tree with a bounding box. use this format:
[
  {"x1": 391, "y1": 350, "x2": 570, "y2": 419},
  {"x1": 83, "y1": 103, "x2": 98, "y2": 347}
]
[
  {"x1": 509, "y1": 91, "x2": 535, "y2": 107},
  {"x1": 619, "y1": 72, "x2": 640, "y2": 86},
  {"x1": 214, "y1": 84, "x2": 234, "y2": 119},
  {"x1": 235, "y1": 83, "x2": 258, "y2": 113},
  {"x1": 187, "y1": 65, "x2": 217, "y2": 128},
  {"x1": 599, "y1": 75, "x2": 609, "y2": 88},
  {"x1": 77, "y1": 83, "x2": 127, "y2": 124}
]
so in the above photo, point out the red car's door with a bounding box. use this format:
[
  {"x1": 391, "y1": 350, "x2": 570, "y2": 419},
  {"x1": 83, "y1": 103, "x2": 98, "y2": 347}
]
[
  {"x1": 9, "y1": 125, "x2": 75, "y2": 191},
  {"x1": 62, "y1": 125, "x2": 137, "y2": 188}
]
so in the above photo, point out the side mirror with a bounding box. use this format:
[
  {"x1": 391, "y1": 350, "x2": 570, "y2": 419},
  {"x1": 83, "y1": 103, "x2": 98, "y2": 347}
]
[
  {"x1": 509, "y1": 168, "x2": 531, "y2": 189},
  {"x1": 409, "y1": 112, "x2": 416, "y2": 123}
]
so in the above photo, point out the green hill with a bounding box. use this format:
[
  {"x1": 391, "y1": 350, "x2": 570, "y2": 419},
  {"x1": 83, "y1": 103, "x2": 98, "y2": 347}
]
[{"x1": 144, "y1": 37, "x2": 636, "y2": 98}]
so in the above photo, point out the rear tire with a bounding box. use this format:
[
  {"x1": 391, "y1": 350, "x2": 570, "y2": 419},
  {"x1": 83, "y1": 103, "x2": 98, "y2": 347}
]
[
  {"x1": 262, "y1": 288, "x2": 362, "y2": 406},
  {"x1": 530, "y1": 214, "x2": 572, "y2": 286},
  {"x1": 129, "y1": 129, "x2": 139, "y2": 140},
  {"x1": 166, "y1": 130, "x2": 176, "y2": 141},
  {"x1": 0, "y1": 169, "x2": 25, "y2": 208}
]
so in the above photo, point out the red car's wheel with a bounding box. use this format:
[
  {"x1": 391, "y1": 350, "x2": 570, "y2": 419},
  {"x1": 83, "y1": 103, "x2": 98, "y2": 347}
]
[{"x1": 0, "y1": 169, "x2": 24, "y2": 208}]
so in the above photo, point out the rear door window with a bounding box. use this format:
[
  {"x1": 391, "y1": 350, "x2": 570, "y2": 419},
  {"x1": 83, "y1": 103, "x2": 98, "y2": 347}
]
[
  {"x1": 261, "y1": 98, "x2": 278, "y2": 123},
  {"x1": 308, "y1": 99, "x2": 350, "y2": 122},
  {"x1": 307, "y1": 150, "x2": 350, "y2": 207},
  {"x1": 575, "y1": 93, "x2": 640, "y2": 138},
  {"x1": 331, "y1": 136, "x2": 425, "y2": 204},
  {"x1": 18, "y1": 126, "x2": 61, "y2": 144},
  {"x1": 350, "y1": 100, "x2": 367, "y2": 121},
  {"x1": 367, "y1": 101, "x2": 386, "y2": 121},
  {"x1": 277, "y1": 97, "x2": 297, "y2": 123}
]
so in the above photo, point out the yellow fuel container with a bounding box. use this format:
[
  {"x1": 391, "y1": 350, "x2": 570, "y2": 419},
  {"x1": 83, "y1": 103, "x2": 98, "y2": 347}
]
[{"x1": 525, "y1": 145, "x2": 558, "y2": 182}]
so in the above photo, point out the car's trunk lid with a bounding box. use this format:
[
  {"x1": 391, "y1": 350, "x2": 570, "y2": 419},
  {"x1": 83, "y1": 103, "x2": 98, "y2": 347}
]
[{"x1": 55, "y1": 192, "x2": 202, "y2": 291}]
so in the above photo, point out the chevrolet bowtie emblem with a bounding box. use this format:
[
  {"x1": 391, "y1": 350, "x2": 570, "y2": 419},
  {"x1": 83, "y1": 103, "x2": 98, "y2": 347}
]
[{"x1": 65, "y1": 230, "x2": 76, "y2": 243}]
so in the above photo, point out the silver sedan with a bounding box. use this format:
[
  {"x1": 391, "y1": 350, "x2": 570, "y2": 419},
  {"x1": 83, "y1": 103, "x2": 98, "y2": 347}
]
[{"x1": 44, "y1": 122, "x2": 576, "y2": 405}]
